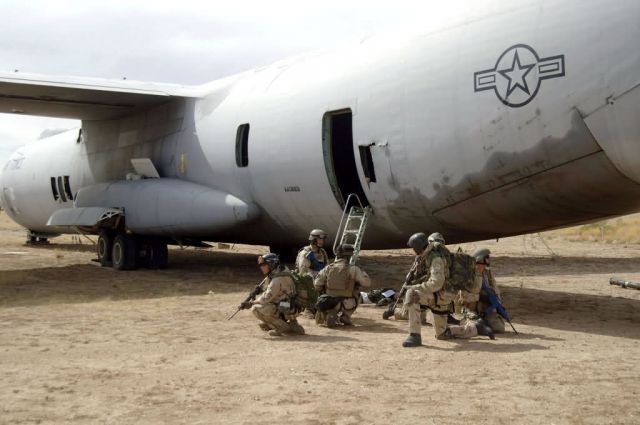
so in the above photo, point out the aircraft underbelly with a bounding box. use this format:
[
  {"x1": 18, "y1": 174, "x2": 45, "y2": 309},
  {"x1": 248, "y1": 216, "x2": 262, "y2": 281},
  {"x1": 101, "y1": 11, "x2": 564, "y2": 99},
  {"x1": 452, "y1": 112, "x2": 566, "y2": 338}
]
[
  {"x1": 422, "y1": 108, "x2": 640, "y2": 243},
  {"x1": 431, "y1": 151, "x2": 640, "y2": 243}
]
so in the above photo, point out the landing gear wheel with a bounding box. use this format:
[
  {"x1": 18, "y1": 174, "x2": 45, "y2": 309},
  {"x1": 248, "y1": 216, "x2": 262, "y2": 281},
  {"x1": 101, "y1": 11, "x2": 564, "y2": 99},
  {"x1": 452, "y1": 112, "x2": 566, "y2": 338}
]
[
  {"x1": 112, "y1": 234, "x2": 137, "y2": 270},
  {"x1": 97, "y1": 231, "x2": 114, "y2": 267},
  {"x1": 147, "y1": 240, "x2": 168, "y2": 269}
]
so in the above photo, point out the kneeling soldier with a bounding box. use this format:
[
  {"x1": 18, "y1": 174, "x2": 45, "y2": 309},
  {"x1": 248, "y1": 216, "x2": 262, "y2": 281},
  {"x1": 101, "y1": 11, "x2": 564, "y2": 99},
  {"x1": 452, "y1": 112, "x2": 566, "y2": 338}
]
[
  {"x1": 296, "y1": 229, "x2": 330, "y2": 278},
  {"x1": 314, "y1": 244, "x2": 371, "y2": 327},
  {"x1": 402, "y1": 232, "x2": 493, "y2": 347},
  {"x1": 243, "y1": 253, "x2": 305, "y2": 337},
  {"x1": 474, "y1": 248, "x2": 506, "y2": 333}
]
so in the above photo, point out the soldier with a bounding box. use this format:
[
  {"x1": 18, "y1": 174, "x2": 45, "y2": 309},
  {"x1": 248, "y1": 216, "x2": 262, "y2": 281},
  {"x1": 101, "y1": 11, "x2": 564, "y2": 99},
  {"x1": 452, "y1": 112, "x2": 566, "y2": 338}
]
[
  {"x1": 242, "y1": 253, "x2": 305, "y2": 337},
  {"x1": 296, "y1": 229, "x2": 330, "y2": 278},
  {"x1": 313, "y1": 244, "x2": 371, "y2": 327},
  {"x1": 402, "y1": 232, "x2": 494, "y2": 347},
  {"x1": 474, "y1": 248, "x2": 506, "y2": 333}
]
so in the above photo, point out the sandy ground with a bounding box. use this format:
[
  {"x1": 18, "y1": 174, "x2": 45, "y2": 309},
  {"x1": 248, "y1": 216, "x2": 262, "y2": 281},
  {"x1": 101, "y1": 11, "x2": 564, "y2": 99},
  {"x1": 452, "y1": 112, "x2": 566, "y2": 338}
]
[{"x1": 1, "y1": 213, "x2": 640, "y2": 425}]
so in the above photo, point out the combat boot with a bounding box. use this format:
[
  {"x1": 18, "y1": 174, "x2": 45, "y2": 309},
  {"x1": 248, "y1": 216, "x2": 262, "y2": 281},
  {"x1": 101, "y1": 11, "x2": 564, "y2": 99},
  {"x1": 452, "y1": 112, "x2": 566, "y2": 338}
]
[
  {"x1": 436, "y1": 328, "x2": 453, "y2": 340},
  {"x1": 475, "y1": 319, "x2": 496, "y2": 340},
  {"x1": 268, "y1": 329, "x2": 283, "y2": 337},
  {"x1": 288, "y1": 320, "x2": 306, "y2": 335},
  {"x1": 402, "y1": 333, "x2": 422, "y2": 347},
  {"x1": 340, "y1": 314, "x2": 353, "y2": 326},
  {"x1": 258, "y1": 323, "x2": 271, "y2": 332},
  {"x1": 326, "y1": 312, "x2": 338, "y2": 328}
]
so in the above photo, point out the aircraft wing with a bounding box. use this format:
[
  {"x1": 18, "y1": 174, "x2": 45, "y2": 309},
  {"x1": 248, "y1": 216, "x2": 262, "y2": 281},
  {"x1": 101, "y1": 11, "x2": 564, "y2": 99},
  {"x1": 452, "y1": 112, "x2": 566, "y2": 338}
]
[{"x1": 0, "y1": 71, "x2": 200, "y2": 120}]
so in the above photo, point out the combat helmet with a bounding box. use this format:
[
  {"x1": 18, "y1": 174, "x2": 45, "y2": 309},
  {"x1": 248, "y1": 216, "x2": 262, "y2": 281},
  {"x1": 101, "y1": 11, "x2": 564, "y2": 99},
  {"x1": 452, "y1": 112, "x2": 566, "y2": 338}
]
[
  {"x1": 407, "y1": 232, "x2": 429, "y2": 252},
  {"x1": 258, "y1": 253, "x2": 280, "y2": 270},
  {"x1": 428, "y1": 232, "x2": 445, "y2": 245},
  {"x1": 308, "y1": 229, "x2": 328, "y2": 242},
  {"x1": 473, "y1": 248, "x2": 491, "y2": 264},
  {"x1": 334, "y1": 243, "x2": 355, "y2": 259}
]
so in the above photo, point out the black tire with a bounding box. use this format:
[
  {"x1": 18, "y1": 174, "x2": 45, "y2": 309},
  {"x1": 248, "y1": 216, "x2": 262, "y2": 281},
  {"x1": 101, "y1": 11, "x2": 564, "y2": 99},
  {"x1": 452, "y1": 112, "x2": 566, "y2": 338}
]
[
  {"x1": 147, "y1": 240, "x2": 168, "y2": 269},
  {"x1": 97, "y1": 231, "x2": 114, "y2": 267},
  {"x1": 112, "y1": 234, "x2": 137, "y2": 270}
]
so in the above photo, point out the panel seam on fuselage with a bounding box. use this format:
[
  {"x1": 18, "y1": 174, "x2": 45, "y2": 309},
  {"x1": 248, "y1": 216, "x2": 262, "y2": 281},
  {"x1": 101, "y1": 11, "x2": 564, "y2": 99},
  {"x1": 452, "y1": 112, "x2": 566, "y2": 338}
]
[{"x1": 432, "y1": 148, "x2": 605, "y2": 215}]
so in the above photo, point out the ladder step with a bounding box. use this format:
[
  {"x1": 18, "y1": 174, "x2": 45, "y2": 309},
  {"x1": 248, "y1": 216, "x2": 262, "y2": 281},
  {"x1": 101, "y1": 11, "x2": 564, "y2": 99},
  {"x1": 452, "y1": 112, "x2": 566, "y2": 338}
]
[{"x1": 334, "y1": 196, "x2": 372, "y2": 265}]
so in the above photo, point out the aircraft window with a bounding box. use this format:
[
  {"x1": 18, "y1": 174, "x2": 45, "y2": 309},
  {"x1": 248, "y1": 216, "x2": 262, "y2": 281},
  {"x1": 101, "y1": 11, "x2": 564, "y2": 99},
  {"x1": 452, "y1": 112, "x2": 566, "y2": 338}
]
[
  {"x1": 358, "y1": 144, "x2": 377, "y2": 183},
  {"x1": 57, "y1": 176, "x2": 67, "y2": 202},
  {"x1": 235, "y1": 123, "x2": 250, "y2": 167},
  {"x1": 63, "y1": 176, "x2": 73, "y2": 200},
  {"x1": 50, "y1": 177, "x2": 60, "y2": 201}
]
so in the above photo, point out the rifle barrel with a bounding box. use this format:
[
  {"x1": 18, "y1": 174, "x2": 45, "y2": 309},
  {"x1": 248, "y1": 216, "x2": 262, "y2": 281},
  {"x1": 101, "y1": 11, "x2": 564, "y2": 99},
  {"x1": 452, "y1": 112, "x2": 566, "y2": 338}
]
[
  {"x1": 227, "y1": 309, "x2": 241, "y2": 321},
  {"x1": 610, "y1": 278, "x2": 640, "y2": 290}
]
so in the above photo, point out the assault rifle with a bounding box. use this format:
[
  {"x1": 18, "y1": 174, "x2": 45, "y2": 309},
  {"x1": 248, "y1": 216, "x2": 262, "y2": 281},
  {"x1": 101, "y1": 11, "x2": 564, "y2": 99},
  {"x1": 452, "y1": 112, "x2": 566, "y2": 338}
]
[
  {"x1": 610, "y1": 278, "x2": 640, "y2": 290},
  {"x1": 227, "y1": 277, "x2": 268, "y2": 320},
  {"x1": 382, "y1": 256, "x2": 420, "y2": 320},
  {"x1": 481, "y1": 279, "x2": 518, "y2": 334}
]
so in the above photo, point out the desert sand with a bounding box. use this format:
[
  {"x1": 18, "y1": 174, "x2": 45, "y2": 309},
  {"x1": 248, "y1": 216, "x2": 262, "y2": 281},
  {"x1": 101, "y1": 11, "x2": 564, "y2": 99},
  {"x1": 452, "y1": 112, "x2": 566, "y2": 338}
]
[{"x1": 1, "y1": 213, "x2": 639, "y2": 425}]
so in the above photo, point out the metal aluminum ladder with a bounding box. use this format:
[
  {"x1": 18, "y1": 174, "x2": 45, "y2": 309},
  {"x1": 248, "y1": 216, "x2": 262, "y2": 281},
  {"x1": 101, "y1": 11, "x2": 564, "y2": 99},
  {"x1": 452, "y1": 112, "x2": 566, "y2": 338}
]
[{"x1": 333, "y1": 194, "x2": 372, "y2": 265}]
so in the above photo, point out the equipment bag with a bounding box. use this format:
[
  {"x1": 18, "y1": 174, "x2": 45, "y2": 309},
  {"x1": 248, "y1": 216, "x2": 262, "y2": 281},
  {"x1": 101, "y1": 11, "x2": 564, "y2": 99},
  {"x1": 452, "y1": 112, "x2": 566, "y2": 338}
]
[
  {"x1": 446, "y1": 251, "x2": 477, "y2": 292},
  {"x1": 286, "y1": 271, "x2": 318, "y2": 311},
  {"x1": 316, "y1": 294, "x2": 343, "y2": 312}
]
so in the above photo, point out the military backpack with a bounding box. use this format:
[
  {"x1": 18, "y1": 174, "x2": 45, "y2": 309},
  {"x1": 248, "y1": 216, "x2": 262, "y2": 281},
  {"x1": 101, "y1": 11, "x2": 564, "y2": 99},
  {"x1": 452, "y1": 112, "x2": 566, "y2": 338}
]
[
  {"x1": 274, "y1": 270, "x2": 317, "y2": 311},
  {"x1": 445, "y1": 251, "x2": 477, "y2": 292}
]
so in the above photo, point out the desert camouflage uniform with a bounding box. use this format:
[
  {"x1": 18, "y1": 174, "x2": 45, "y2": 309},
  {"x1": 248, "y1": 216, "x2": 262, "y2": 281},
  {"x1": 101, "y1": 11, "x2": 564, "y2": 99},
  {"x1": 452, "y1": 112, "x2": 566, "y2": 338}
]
[
  {"x1": 314, "y1": 258, "x2": 371, "y2": 326},
  {"x1": 403, "y1": 243, "x2": 478, "y2": 339},
  {"x1": 296, "y1": 244, "x2": 330, "y2": 278},
  {"x1": 252, "y1": 270, "x2": 302, "y2": 334},
  {"x1": 477, "y1": 268, "x2": 506, "y2": 333}
]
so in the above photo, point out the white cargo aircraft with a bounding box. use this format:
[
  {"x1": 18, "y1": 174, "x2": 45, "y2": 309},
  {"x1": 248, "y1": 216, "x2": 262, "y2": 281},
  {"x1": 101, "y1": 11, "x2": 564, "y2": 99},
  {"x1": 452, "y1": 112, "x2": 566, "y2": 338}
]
[{"x1": 1, "y1": 0, "x2": 639, "y2": 269}]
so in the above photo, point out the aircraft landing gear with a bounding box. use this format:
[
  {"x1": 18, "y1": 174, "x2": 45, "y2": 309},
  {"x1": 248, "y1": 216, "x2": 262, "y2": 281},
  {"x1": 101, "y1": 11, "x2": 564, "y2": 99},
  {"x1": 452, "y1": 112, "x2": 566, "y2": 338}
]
[
  {"x1": 112, "y1": 234, "x2": 137, "y2": 270},
  {"x1": 26, "y1": 230, "x2": 50, "y2": 245},
  {"x1": 137, "y1": 238, "x2": 168, "y2": 269},
  {"x1": 96, "y1": 229, "x2": 169, "y2": 270},
  {"x1": 97, "y1": 231, "x2": 114, "y2": 267}
]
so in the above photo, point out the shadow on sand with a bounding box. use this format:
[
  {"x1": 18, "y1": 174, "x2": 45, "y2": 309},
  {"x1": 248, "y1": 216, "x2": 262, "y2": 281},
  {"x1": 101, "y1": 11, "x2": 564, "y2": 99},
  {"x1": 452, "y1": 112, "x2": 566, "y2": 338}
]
[{"x1": 0, "y1": 249, "x2": 267, "y2": 308}]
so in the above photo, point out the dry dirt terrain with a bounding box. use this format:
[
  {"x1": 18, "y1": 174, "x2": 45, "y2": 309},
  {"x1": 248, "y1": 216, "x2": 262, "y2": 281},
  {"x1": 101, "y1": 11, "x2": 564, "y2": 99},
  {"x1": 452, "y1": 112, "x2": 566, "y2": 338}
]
[{"x1": 1, "y1": 213, "x2": 640, "y2": 425}]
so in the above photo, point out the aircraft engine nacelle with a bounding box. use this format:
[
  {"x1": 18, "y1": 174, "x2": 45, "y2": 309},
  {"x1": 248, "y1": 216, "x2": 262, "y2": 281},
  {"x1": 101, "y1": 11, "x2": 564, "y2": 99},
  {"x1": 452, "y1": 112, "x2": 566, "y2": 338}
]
[{"x1": 57, "y1": 178, "x2": 259, "y2": 237}]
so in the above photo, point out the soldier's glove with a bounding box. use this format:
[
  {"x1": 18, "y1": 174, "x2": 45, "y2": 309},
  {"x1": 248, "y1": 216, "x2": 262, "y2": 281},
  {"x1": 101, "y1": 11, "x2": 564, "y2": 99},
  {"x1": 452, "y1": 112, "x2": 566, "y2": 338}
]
[{"x1": 239, "y1": 301, "x2": 253, "y2": 310}]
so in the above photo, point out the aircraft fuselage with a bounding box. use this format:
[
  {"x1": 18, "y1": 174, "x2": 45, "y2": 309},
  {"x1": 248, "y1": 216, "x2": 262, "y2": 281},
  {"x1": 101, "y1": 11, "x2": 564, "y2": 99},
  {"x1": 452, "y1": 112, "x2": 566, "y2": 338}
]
[{"x1": 2, "y1": 0, "x2": 640, "y2": 249}]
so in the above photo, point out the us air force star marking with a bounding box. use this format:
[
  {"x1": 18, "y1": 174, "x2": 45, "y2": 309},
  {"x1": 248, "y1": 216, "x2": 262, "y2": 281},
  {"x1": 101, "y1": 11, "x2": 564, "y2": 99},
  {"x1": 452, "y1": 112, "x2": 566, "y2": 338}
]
[{"x1": 474, "y1": 44, "x2": 565, "y2": 108}]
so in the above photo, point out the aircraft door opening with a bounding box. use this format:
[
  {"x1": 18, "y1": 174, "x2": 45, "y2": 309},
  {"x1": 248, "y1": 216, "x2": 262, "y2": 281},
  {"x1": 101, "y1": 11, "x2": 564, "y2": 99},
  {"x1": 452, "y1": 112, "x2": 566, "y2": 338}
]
[{"x1": 322, "y1": 110, "x2": 370, "y2": 208}]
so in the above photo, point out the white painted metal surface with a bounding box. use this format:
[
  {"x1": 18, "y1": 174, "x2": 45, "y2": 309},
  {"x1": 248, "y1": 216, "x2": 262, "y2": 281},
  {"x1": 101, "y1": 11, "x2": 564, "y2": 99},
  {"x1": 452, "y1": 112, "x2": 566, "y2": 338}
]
[{"x1": 0, "y1": 0, "x2": 639, "y2": 249}]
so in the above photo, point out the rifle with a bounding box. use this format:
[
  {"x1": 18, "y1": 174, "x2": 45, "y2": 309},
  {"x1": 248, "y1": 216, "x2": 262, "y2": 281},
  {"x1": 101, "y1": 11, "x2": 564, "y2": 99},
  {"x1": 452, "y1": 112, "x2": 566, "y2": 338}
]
[
  {"x1": 480, "y1": 279, "x2": 518, "y2": 334},
  {"x1": 382, "y1": 256, "x2": 420, "y2": 320},
  {"x1": 227, "y1": 277, "x2": 268, "y2": 320},
  {"x1": 610, "y1": 278, "x2": 640, "y2": 290}
]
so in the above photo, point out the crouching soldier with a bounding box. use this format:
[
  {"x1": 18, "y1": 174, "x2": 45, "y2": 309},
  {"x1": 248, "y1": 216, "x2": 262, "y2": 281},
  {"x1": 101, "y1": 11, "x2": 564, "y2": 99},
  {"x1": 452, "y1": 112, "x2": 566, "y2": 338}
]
[
  {"x1": 314, "y1": 244, "x2": 371, "y2": 327},
  {"x1": 242, "y1": 253, "x2": 305, "y2": 337},
  {"x1": 402, "y1": 232, "x2": 493, "y2": 347},
  {"x1": 474, "y1": 248, "x2": 506, "y2": 333}
]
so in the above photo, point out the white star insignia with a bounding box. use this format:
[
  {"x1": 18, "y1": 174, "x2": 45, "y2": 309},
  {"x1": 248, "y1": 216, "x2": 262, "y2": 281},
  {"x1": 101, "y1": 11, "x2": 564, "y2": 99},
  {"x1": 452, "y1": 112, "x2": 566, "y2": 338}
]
[{"x1": 498, "y1": 50, "x2": 535, "y2": 97}]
